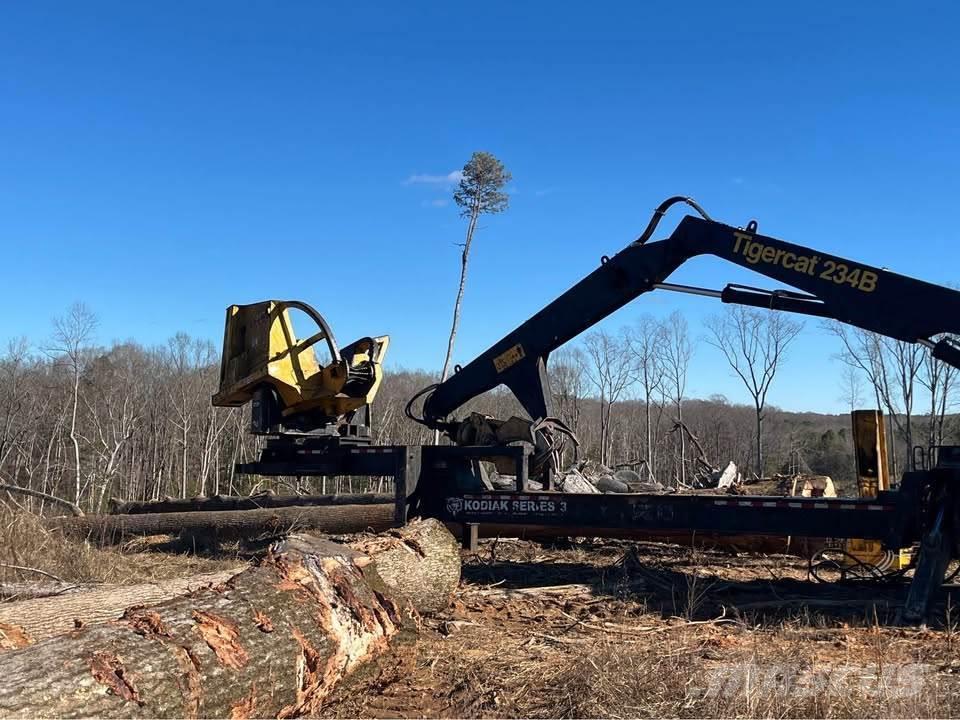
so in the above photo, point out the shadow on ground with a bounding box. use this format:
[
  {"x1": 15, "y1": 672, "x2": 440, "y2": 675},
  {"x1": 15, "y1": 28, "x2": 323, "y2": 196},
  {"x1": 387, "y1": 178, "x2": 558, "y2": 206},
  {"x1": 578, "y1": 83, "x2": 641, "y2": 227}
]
[{"x1": 461, "y1": 540, "x2": 960, "y2": 627}]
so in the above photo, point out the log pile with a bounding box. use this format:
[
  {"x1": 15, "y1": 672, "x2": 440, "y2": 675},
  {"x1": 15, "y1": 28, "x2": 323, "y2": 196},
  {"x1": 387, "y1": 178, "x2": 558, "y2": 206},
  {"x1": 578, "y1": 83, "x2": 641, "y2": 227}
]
[
  {"x1": 109, "y1": 492, "x2": 393, "y2": 515},
  {"x1": 553, "y1": 462, "x2": 834, "y2": 499},
  {"x1": 0, "y1": 518, "x2": 460, "y2": 718},
  {"x1": 552, "y1": 462, "x2": 736, "y2": 495},
  {"x1": 49, "y1": 503, "x2": 397, "y2": 545}
]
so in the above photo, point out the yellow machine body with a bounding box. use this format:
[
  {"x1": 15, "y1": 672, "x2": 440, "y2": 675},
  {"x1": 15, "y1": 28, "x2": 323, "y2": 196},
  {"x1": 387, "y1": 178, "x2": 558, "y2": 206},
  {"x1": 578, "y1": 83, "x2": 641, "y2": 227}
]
[
  {"x1": 212, "y1": 300, "x2": 388, "y2": 428},
  {"x1": 841, "y1": 409, "x2": 913, "y2": 571},
  {"x1": 851, "y1": 409, "x2": 891, "y2": 497}
]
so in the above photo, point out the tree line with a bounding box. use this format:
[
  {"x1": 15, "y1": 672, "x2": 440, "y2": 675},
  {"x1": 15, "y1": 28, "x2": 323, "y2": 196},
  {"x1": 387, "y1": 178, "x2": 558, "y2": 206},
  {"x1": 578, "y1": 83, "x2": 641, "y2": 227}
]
[
  {"x1": 0, "y1": 302, "x2": 956, "y2": 512},
  {"x1": 543, "y1": 310, "x2": 957, "y2": 488}
]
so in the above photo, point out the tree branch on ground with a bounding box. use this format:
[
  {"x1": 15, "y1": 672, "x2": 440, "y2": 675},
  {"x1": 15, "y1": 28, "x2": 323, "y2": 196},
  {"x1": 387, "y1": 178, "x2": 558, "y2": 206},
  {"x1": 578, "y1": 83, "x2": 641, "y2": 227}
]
[{"x1": 0, "y1": 482, "x2": 84, "y2": 516}]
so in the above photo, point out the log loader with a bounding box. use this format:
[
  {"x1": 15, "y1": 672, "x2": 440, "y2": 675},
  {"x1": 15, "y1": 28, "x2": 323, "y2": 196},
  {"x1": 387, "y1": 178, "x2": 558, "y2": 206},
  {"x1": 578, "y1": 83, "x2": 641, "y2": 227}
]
[
  {"x1": 212, "y1": 300, "x2": 390, "y2": 465},
  {"x1": 411, "y1": 197, "x2": 960, "y2": 474},
  {"x1": 217, "y1": 197, "x2": 960, "y2": 621}
]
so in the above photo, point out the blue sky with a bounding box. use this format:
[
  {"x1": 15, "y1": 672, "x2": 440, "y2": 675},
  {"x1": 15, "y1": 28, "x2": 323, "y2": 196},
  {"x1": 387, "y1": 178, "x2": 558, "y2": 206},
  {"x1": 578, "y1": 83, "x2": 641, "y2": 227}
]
[{"x1": 2, "y1": 2, "x2": 958, "y2": 413}]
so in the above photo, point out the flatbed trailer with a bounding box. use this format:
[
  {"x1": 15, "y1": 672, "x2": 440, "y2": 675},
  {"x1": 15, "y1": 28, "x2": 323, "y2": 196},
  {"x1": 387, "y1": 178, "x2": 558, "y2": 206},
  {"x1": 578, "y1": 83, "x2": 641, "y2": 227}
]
[
  {"x1": 411, "y1": 446, "x2": 955, "y2": 622},
  {"x1": 231, "y1": 435, "x2": 958, "y2": 622}
]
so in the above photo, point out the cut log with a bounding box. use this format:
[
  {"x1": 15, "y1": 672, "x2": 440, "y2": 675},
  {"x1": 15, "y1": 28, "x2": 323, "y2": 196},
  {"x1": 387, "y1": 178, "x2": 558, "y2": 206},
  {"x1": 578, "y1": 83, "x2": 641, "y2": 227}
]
[
  {"x1": 110, "y1": 493, "x2": 393, "y2": 515},
  {"x1": 0, "y1": 570, "x2": 242, "y2": 643},
  {"x1": 596, "y1": 475, "x2": 630, "y2": 493},
  {"x1": 715, "y1": 461, "x2": 739, "y2": 490},
  {"x1": 346, "y1": 518, "x2": 462, "y2": 613},
  {"x1": 0, "y1": 519, "x2": 460, "y2": 718},
  {"x1": 50, "y1": 503, "x2": 397, "y2": 544},
  {"x1": 557, "y1": 469, "x2": 600, "y2": 494},
  {"x1": 1, "y1": 520, "x2": 456, "y2": 646},
  {"x1": 1, "y1": 582, "x2": 89, "y2": 601}
]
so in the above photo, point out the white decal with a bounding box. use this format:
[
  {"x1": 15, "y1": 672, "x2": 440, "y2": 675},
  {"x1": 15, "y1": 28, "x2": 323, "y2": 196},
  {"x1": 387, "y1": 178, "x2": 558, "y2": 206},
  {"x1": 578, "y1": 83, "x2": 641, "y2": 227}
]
[{"x1": 446, "y1": 497, "x2": 463, "y2": 516}]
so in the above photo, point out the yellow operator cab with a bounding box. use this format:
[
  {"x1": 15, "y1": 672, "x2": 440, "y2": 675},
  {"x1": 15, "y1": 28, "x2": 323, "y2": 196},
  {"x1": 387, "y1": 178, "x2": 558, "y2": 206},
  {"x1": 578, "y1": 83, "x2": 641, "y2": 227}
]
[{"x1": 212, "y1": 300, "x2": 388, "y2": 434}]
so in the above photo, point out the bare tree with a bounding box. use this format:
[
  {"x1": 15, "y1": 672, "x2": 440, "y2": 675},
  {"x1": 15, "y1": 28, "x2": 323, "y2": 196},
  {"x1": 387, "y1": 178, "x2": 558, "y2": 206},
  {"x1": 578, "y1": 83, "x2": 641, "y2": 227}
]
[
  {"x1": 0, "y1": 338, "x2": 31, "y2": 472},
  {"x1": 826, "y1": 323, "x2": 923, "y2": 472},
  {"x1": 839, "y1": 364, "x2": 865, "y2": 412},
  {"x1": 661, "y1": 312, "x2": 692, "y2": 486},
  {"x1": 49, "y1": 303, "x2": 97, "y2": 507},
  {"x1": 84, "y1": 344, "x2": 147, "y2": 511},
  {"x1": 582, "y1": 328, "x2": 636, "y2": 466},
  {"x1": 439, "y1": 151, "x2": 511, "y2": 385},
  {"x1": 919, "y1": 338, "x2": 958, "y2": 449},
  {"x1": 165, "y1": 334, "x2": 216, "y2": 498},
  {"x1": 628, "y1": 315, "x2": 666, "y2": 482},
  {"x1": 887, "y1": 337, "x2": 925, "y2": 464},
  {"x1": 549, "y1": 346, "x2": 587, "y2": 463},
  {"x1": 706, "y1": 307, "x2": 803, "y2": 476}
]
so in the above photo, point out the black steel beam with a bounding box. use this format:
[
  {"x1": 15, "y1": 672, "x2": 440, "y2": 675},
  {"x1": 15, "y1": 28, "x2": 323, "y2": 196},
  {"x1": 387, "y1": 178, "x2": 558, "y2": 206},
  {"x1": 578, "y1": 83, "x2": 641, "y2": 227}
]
[{"x1": 438, "y1": 490, "x2": 914, "y2": 548}]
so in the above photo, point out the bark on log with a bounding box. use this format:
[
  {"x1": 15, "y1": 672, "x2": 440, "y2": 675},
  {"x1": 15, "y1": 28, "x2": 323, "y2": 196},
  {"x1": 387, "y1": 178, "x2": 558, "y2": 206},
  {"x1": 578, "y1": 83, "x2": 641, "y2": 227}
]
[
  {"x1": 50, "y1": 503, "x2": 397, "y2": 544},
  {"x1": 0, "y1": 570, "x2": 242, "y2": 644},
  {"x1": 110, "y1": 493, "x2": 393, "y2": 515},
  {"x1": 0, "y1": 519, "x2": 460, "y2": 718}
]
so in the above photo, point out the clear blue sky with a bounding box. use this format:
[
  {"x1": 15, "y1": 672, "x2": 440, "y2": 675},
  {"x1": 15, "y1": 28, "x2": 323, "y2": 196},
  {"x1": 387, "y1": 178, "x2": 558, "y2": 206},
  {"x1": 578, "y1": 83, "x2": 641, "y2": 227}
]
[{"x1": 2, "y1": 2, "x2": 958, "y2": 413}]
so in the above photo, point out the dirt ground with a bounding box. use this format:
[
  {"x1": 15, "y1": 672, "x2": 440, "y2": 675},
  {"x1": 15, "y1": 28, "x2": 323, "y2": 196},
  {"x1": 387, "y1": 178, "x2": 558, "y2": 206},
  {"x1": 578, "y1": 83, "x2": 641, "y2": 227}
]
[
  {"x1": 325, "y1": 538, "x2": 960, "y2": 719},
  {"x1": 5, "y1": 506, "x2": 960, "y2": 718}
]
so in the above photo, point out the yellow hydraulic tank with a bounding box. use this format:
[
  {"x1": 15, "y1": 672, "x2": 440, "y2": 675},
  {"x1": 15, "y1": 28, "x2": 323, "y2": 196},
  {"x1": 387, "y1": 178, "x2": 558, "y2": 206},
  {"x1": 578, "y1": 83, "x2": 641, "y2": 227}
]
[
  {"x1": 843, "y1": 409, "x2": 912, "y2": 571},
  {"x1": 852, "y1": 409, "x2": 891, "y2": 497}
]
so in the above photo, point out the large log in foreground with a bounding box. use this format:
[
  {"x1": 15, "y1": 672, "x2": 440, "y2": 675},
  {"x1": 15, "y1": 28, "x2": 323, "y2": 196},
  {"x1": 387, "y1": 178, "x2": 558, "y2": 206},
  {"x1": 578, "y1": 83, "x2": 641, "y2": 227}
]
[
  {"x1": 1, "y1": 520, "x2": 460, "y2": 647},
  {"x1": 110, "y1": 493, "x2": 394, "y2": 515},
  {"x1": 50, "y1": 503, "x2": 397, "y2": 544},
  {"x1": 0, "y1": 519, "x2": 459, "y2": 718}
]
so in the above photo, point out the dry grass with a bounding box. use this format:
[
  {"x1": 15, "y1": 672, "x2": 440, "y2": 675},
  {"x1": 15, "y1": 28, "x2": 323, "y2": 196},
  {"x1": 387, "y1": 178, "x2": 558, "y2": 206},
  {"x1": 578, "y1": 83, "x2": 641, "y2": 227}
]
[
  {"x1": 325, "y1": 537, "x2": 960, "y2": 719},
  {"x1": 521, "y1": 629, "x2": 955, "y2": 718},
  {"x1": 0, "y1": 507, "x2": 243, "y2": 587},
  {"x1": 2, "y1": 504, "x2": 957, "y2": 718}
]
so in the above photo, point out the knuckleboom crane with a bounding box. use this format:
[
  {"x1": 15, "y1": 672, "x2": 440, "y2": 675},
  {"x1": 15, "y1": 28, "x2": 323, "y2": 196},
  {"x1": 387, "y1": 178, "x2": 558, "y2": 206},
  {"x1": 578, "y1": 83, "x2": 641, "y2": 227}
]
[
  {"x1": 217, "y1": 198, "x2": 960, "y2": 621},
  {"x1": 414, "y1": 197, "x2": 960, "y2": 458},
  {"x1": 404, "y1": 197, "x2": 960, "y2": 621}
]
